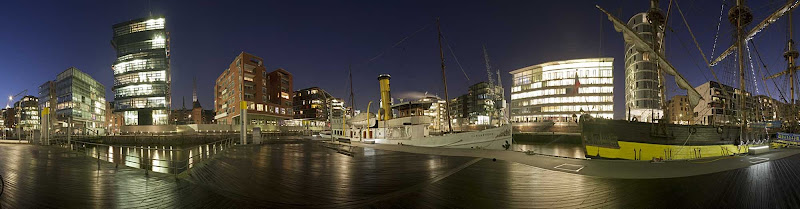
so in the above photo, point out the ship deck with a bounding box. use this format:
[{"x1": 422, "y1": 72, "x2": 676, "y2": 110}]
[{"x1": 1, "y1": 140, "x2": 799, "y2": 208}]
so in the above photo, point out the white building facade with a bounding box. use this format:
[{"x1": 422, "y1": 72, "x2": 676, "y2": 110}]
[{"x1": 509, "y1": 58, "x2": 614, "y2": 123}]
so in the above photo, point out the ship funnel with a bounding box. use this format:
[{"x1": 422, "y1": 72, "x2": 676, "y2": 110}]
[{"x1": 378, "y1": 74, "x2": 393, "y2": 121}]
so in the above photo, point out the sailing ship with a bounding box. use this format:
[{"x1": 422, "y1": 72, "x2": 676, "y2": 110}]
[
  {"x1": 326, "y1": 19, "x2": 513, "y2": 150},
  {"x1": 581, "y1": 0, "x2": 799, "y2": 160}
]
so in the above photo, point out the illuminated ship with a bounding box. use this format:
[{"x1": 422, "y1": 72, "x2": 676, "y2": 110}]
[
  {"x1": 326, "y1": 19, "x2": 512, "y2": 150},
  {"x1": 582, "y1": 0, "x2": 800, "y2": 160}
]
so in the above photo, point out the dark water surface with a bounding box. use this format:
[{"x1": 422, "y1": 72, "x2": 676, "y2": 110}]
[
  {"x1": 513, "y1": 134, "x2": 586, "y2": 158},
  {"x1": 2, "y1": 141, "x2": 800, "y2": 208},
  {"x1": 71, "y1": 142, "x2": 229, "y2": 174}
]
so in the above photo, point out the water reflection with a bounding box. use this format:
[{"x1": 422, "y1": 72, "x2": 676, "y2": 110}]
[
  {"x1": 71, "y1": 142, "x2": 229, "y2": 174},
  {"x1": 513, "y1": 141, "x2": 585, "y2": 159}
]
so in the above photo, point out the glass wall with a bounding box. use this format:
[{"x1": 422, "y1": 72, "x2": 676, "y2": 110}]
[
  {"x1": 112, "y1": 16, "x2": 170, "y2": 126},
  {"x1": 509, "y1": 58, "x2": 614, "y2": 123}
]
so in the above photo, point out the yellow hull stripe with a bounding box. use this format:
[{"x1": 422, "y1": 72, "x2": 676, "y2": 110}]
[{"x1": 585, "y1": 141, "x2": 751, "y2": 161}]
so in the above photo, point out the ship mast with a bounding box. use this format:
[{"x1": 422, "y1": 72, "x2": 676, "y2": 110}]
[
  {"x1": 729, "y1": 0, "x2": 752, "y2": 137},
  {"x1": 437, "y1": 18, "x2": 453, "y2": 133},
  {"x1": 766, "y1": 0, "x2": 800, "y2": 132},
  {"x1": 787, "y1": 0, "x2": 797, "y2": 132},
  {"x1": 647, "y1": 0, "x2": 667, "y2": 122}
]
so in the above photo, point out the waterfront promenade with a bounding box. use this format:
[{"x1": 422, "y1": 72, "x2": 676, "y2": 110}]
[{"x1": 0, "y1": 141, "x2": 799, "y2": 208}]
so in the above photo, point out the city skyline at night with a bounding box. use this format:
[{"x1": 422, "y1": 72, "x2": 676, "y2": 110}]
[{"x1": 0, "y1": 1, "x2": 796, "y2": 118}]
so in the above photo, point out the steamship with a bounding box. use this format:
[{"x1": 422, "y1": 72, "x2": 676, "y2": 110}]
[
  {"x1": 324, "y1": 19, "x2": 512, "y2": 150},
  {"x1": 328, "y1": 74, "x2": 513, "y2": 150}
]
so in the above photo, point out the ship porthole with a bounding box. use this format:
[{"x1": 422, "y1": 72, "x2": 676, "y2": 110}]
[
  {"x1": 689, "y1": 127, "x2": 697, "y2": 134},
  {"x1": 716, "y1": 126, "x2": 723, "y2": 134}
]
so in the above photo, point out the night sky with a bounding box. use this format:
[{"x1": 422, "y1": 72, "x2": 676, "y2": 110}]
[{"x1": 0, "y1": 0, "x2": 796, "y2": 119}]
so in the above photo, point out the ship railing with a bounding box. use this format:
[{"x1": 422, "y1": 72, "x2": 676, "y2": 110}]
[{"x1": 50, "y1": 136, "x2": 237, "y2": 176}]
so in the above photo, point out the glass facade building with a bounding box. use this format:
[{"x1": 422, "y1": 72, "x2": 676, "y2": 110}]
[
  {"x1": 625, "y1": 12, "x2": 664, "y2": 122},
  {"x1": 509, "y1": 58, "x2": 614, "y2": 122},
  {"x1": 448, "y1": 82, "x2": 505, "y2": 127},
  {"x1": 14, "y1": 96, "x2": 39, "y2": 132},
  {"x1": 39, "y1": 67, "x2": 107, "y2": 135},
  {"x1": 111, "y1": 16, "x2": 171, "y2": 125}
]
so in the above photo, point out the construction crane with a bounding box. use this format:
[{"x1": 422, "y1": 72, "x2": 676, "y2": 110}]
[{"x1": 483, "y1": 45, "x2": 497, "y2": 125}]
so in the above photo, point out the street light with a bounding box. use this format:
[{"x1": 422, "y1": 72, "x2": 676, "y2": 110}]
[
  {"x1": 316, "y1": 88, "x2": 335, "y2": 137},
  {"x1": 9, "y1": 90, "x2": 27, "y2": 142}
]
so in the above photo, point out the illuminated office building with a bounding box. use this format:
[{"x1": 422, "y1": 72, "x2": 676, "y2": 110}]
[
  {"x1": 111, "y1": 16, "x2": 171, "y2": 125},
  {"x1": 39, "y1": 67, "x2": 107, "y2": 135},
  {"x1": 448, "y1": 82, "x2": 505, "y2": 127},
  {"x1": 509, "y1": 58, "x2": 614, "y2": 122},
  {"x1": 14, "y1": 96, "x2": 39, "y2": 132},
  {"x1": 625, "y1": 12, "x2": 665, "y2": 122}
]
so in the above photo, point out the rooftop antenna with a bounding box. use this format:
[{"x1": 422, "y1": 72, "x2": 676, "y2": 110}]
[
  {"x1": 148, "y1": 0, "x2": 152, "y2": 16},
  {"x1": 349, "y1": 64, "x2": 355, "y2": 117},
  {"x1": 192, "y1": 76, "x2": 198, "y2": 102}
]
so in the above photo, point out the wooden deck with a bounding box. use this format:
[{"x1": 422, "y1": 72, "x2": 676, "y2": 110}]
[{"x1": 1, "y1": 141, "x2": 799, "y2": 208}]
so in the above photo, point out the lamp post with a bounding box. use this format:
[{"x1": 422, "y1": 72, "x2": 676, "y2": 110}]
[
  {"x1": 9, "y1": 90, "x2": 27, "y2": 143},
  {"x1": 365, "y1": 101, "x2": 372, "y2": 140},
  {"x1": 316, "y1": 88, "x2": 334, "y2": 138}
]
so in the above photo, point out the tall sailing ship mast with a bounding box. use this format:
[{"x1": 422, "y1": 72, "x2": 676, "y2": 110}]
[
  {"x1": 436, "y1": 18, "x2": 454, "y2": 133},
  {"x1": 764, "y1": 0, "x2": 800, "y2": 132},
  {"x1": 710, "y1": 0, "x2": 800, "y2": 133},
  {"x1": 582, "y1": 0, "x2": 796, "y2": 160}
]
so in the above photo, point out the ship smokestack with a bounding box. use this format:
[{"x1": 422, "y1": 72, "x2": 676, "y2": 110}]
[{"x1": 378, "y1": 74, "x2": 393, "y2": 120}]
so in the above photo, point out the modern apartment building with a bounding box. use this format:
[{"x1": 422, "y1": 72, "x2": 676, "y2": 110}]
[
  {"x1": 666, "y1": 95, "x2": 692, "y2": 125},
  {"x1": 691, "y1": 81, "x2": 756, "y2": 125},
  {"x1": 39, "y1": 67, "x2": 107, "y2": 135},
  {"x1": 509, "y1": 58, "x2": 614, "y2": 123},
  {"x1": 214, "y1": 52, "x2": 293, "y2": 130},
  {"x1": 14, "y1": 96, "x2": 39, "y2": 133},
  {"x1": 448, "y1": 81, "x2": 505, "y2": 126},
  {"x1": 293, "y1": 87, "x2": 345, "y2": 123},
  {"x1": 625, "y1": 12, "x2": 665, "y2": 122},
  {"x1": 0, "y1": 108, "x2": 9, "y2": 137},
  {"x1": 753, "y1": 95, "x2": 799, "y2": 123},
  {"x1": 419, "y1": 96, "x2": 448, "y2": 132},
  {"x1": 111, "y1": 16, "x2": 171, "y2": 125}
]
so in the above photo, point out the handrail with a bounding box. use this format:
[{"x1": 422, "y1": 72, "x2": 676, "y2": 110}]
[{"x1": 53, "y1": 136, "x2": 238, "y2": 175}]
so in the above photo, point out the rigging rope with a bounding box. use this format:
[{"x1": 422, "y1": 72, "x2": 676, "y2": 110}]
[
  {"x1": 675, "y1": 0, "x2": 726, "y2": 91},
  {"x1": 362, "y1": 21, "x2": 434, "y2": 67},
  {"x1": 710, "y1": 1, "x2": 725, "y2": 60},
  {"x1": 750, "y1": 39, "x2": 789, "y2": 103},
  {"x1": 745, "y1": 41, "x2": 760, "y2": 95},
  {"x1": 440, "y1": 31, "x2": 471, "y2": 82}
]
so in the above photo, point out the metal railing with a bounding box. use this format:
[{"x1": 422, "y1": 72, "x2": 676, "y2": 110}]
[{"x1": 52, "y1": 136, "x2": 237, "y2": 176}]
